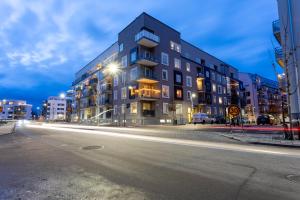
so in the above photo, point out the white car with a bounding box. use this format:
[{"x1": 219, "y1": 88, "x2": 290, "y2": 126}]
[{"x1": 192, "y1": 113, "x2": 215, "y2": 124}]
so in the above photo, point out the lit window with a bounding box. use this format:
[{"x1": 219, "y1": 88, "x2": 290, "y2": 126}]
[
  {"x1": 162, "y1": 69, "x2": 168, "y2": 81},
  {"x1": 218, "y1": 97, "x2": 223, "y2": 104},
  {"x1": 170, "y1": 41, "x2": 181, "y2": 53},
  {"x1": 161, "y1": 52, "x2": 169, "y2": 66},
  {"x1": 174, "y1": 58, "x2": 181, "y2": 69},
  {"x1": 186, "y1": 76, "x2": 192, "y2": 87},
  {"x1": 121, "y1": 87, "x2": 127, "y2": 99},
  {"x1": 223, "y1": 87, "x2": 226, "y2": 94},
  {"x1": 212, "y1": 83, "x2": 216, "y2": 92},
  {"x1": 130, "y1": 102, "x2": 137, "y2": 114},
  {"x1": 162, "y1": 85, "x2": 169, "y2": 98},
  {"x1": 197, "y1": 78, "x2": 204, "y2": 90},
  {"x1": 186, "y1": 63, "x2": 190, "y2": 72},
  {"x1": 176, "y1": 89, "x2": 182, "y2": 99},
  {"x1": 163, "y1": 103, "x2": 169, "y2": 114}
]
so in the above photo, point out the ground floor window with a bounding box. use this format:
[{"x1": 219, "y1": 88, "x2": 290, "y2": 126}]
[
  {"x1": 163, "y1": 103, "x2": 169, "y2": 114},
  {"x1": 175, "y1": 104, "x2": 183, "y2": 115},
  {"x1": 130, "y1": 102, "x2": 137, "y2": 114}
]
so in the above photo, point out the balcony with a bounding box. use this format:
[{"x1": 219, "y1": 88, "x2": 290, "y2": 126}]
[
  {"x1": 272, "y1": 20, "x2": 281, "y2": 44},
  {"x1": 142, "y1": 110, "x2": 155, "y2": 117},
  {"x1": 135, "y1": 30, "x2": 160, "y2": 48},
  {"x1": 136, "y1": 53, "x2": 159, "y2": 66},
  {"x1": 138, "y1": 88, "x2": 160, "y2": 101},
  {"x1": 136, "y1": 69, "x2": 158, "y2": 84},
  {"x1": 275, "y1": 47, "x2": 284, "y2": 67}
]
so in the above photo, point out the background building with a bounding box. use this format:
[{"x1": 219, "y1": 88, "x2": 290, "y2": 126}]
[
  {"x1": 46, "y1": 96, "x2": 66, "y2": 121},
  {"x1": 274, "y1": 0, "x2": 300, "y2": 119},
  {"x1": 0, "y1": 100, "x2": 32, "y2": 120},
  {"x1": 239, "y1": 73, "x2": 286, "y2": 122},
  {"x1": 72, "y1": 12, "x2": 246, "y2": 125}
]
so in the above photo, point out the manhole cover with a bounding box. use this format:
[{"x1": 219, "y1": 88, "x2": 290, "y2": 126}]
[
  {"x1": 81, "y1": 145, "x2": 103, "y2": 150},
  {"x1": 286, "y1": 174, "x2": 300, "y2": 183}
]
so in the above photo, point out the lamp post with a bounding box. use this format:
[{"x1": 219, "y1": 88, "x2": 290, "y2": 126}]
[{"x1": 190, "y1": 93, "x2": 196, "y2": 122}]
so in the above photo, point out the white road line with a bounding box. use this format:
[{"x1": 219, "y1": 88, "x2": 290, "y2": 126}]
[{"x1": 26, "y1": 124, "x2": 300, "y2": 157}]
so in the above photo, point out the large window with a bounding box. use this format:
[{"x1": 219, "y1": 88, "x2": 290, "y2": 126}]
[
  {"x1": 161, "y1": 52, "x2": 169, "y2": 66},
  {"x1": 162, "y1": 69, "x2": 168, "y2": 81},
  {"x1": 121, "y1": 87, "x2": 127, "y2": 99},
  {"x1": 130, "y1": 67, "x2": 138, "y2": 81},
  {"x1": 162, "y1": 85, "x2": 170, "y2": 98},
  {"x1": 174, "y1": 58, "x2": 181, "y2": 69},
  {"x1": 170, "y1": 41, "x2": 181, "y2": 53},
  {"x1": 186, "y1": 76, "x2": 192, "y2": 87},
  {"x1": 130, "y1": 102, "x2": 137, "y2": 114},
  {"x1": 163, "y1": 103, "x2": 169, "y2": 114}
]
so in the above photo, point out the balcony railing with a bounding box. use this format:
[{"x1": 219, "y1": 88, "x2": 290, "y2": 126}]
[
  {"x1": 272, "y1": 20, "x2": 281, "y2": 44},
  {"x1": 135, "y1": 30, "x2": 160, "y2": 46},
  {"x1": 136, "y1": 53, "x2": 159, "y2": 66},
  {"x1": 275, "y1": 47, "x2": 284, "y2": 67},
  {"x1": 138, "y1": 88, "x2": 160, "y2": 100}
]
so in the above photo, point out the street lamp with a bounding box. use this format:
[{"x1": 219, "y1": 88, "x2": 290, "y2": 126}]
[
  {"x1": 106, "y1": 63, "x2": 120, "y2": 75},
  {"x1": 190, "y1": 93, "x2": 196, "y2": 121},
  {"x1": 59, "y1": 93, "x2": 66, "y2": 99}
]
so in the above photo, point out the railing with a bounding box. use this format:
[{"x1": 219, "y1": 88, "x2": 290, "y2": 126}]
[
  {"x1": 137, "y1": 53, "x2": 159, "y2": 63},
  {"x1": 138, "y1": 89, "x2": 160, "y2": 99},
  {"x1": 142, "y1": 110, "x2": 155, "y2": 117},
  {"x1": 135, "y1": 30, "x2": 160, "y2": 43}
]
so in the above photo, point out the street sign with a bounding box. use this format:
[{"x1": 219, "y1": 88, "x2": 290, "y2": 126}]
[
  {"x1": 228, "y1": 105, "x2": 240, "y2": 117},
  {"x1": 0, "y1": 106, "x2": 3, "y2": 112}
]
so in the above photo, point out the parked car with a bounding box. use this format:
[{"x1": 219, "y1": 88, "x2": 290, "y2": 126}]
[
  {"x1": 257, "y1": 115, "x2": 275, "y2": 125},
  {"x1": 214, "y1": 116, "x2": 226, "y2": 124},
  {"x1": 192, "y1": 113, "x2": 216, "y2": 124}
]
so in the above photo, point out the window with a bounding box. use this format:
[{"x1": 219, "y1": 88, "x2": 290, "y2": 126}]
[
  {"x1": 197, "y1": 78, "x2": 204, "y2": 91},
  {"x1": 119, "y1": 43, "x2": 124, "y2": 52},
  {"x1": 187, "y1": 91, "x2": 191, "y2": 100},
  {"x1": 186, "y1": 76, "x2": 192, "y2": 87},
  {"x1": 201, "y1": 59, "x2": 206, "y2": 66},
  {"x1": 213, "y1": 95, "x2": 217, "y2": 104},
  {"x1": 163, "y1": 103, "x2": 169, "y2": 114},
  {"x1": 121, "y1": 72, "x2": 126, "y2": 84},
  {"x1": 175, "y1": 87, "x2": 183, "y2": 100},
  {"x1": 186, "y1": 63, "x2": 190, "y2": 72},
  {"x1": 176, "y1": 74, "x2": 182, "y2": 83},
  {"x1": 174, "y1": 71, "x2": 182, "y2": 85},
  {"x1": 247, "y1": 99, "x2": 251, "y2": 104},
  {"x1": 219, "y1": 97, "x2": 223, "y2": 104},
  {"x1": 170, "y1": 41, "x2": 181, "y2": 53},
  {"x1": 211, "y1": 72, "x2": 215, "y2": 80},
  {"x1": 212, "y1": 83, "x2": 216, "y2": 92},
  {"x1": 113, "y1": 75, "x2": 118, "y2": 86},
  {"x1": 161, "y1": 52, "x2": 169, "y2": 66},
  {"x1": 114, "y1": 105, "x2": 118, "y2": 115},
  {"x1": 130, "y1": 48, "x2": 137, "y2": 63},
  {"x1": 162, "y1": 85, "x2": 170, "y2": 98},
  {"x1": 217, "y1": 74, "x2": 221, "y2": 83},
  {"x1": 162, "y1": 69, "x2": 168, "y2": 81},
  {"x1": 130, "y1": 67, "x2": 138, "y2": 81},
  {"x1": 121, "y1": 55, "x2": 127, "y2": 68},
  {"x1": 121, "y1": 87, "x2": 127, "y2": 99},
  {"x1": 174, "y1": 58, "x2": 181, "y2": 69},
  {"x1": 175, "y1": 104, "x2": 183, "y2": 114},
  {"x1": 218, "y1": 85, "x2": 222, "y2": 94},
  {"x1": 223, "y1": 87, "x2": 226, "y2": 94},
  {"x1": 224, "y1": 97, "x2": 227, "y2": 105},
  {"x1": 130, "y1": 102, "x2": 137, "y2": 114},
  {"x1": 121, "y1": 104, "x2": 125, "y2": 114},
  {"x1": 206, "y1": 71, "x2": 210, "y2": 78}
]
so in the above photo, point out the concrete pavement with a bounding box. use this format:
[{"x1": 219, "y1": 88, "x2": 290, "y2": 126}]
[{"x1": 1, "y1": 124, "x2": 300, "y2": 200}]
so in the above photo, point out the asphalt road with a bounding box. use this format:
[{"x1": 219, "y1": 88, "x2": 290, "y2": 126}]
[{"x1": 0, "y1": 123, "x2": 300, "y2": 200}]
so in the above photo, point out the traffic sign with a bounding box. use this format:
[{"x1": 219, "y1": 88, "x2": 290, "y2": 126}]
[{"x1": 228, "y1": 105, "x2": 240, "y2": 117}]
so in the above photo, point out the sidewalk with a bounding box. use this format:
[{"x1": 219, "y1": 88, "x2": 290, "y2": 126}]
[
  {"x1": 0, "y1": 122, "x2": 16, "y2": 136},
  {"x1": 221, "y1": 132, "x2": 300, "y2": 148}
]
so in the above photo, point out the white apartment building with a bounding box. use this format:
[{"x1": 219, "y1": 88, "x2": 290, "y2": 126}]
[
  {"x1": 46, "y1": 96, "x2": 66, "y2": 121},
  {"x1": 0, "y1": 100, "x2": 32, "y2": 120}
]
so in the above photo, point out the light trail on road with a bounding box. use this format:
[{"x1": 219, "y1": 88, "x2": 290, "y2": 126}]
[{"x1": 26, "y1": 124, "x2": 300, "y2": 157}]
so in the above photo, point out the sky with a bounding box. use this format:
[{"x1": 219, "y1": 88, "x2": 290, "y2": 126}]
[{"x1": 0, "y1": 0, "x2": 281, "y2": 108}]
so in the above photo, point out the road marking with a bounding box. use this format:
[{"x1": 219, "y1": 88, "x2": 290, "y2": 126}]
[{"x1": 26, "y1": 124, "x2": 300, "y2": 157}]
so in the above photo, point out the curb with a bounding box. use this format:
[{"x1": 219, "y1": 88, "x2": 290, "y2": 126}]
[{"x1": 221, "y1": 134, "x2": 300, "y2": 148}]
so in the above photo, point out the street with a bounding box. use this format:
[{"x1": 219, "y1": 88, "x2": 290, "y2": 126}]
[{"x1": 1, "y1": 123, "x2": 300, "y2": 200}]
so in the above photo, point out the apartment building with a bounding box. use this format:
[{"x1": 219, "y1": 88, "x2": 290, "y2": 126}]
[
  {"x1": 0, "y1": 100, "x2": 32, "y2": 120},
  {"x1": 46, "y1": 96, "x2": 66, "y2": 121},
  {"x1": 274, "y1": 0, "x2": 300, "y2": 119},
  {"x1": 239, "y1": 73, "x2": 287, "y2": 122},
  {"x1": 73, "y1": 12, "x2": 245, "y2": 125}
]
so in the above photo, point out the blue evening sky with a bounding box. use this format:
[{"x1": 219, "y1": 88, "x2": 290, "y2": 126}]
[{"x1": 0, "y1": 0, "x2": 282, "y2": 107}]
